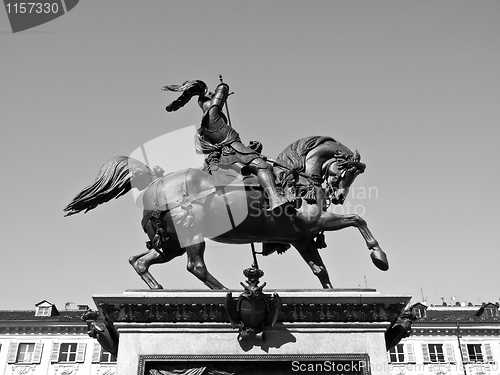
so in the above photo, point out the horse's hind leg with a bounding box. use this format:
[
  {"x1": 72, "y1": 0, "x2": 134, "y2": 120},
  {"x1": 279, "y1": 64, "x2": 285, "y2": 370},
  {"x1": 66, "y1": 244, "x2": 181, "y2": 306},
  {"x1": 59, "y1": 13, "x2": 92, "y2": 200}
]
[
  {"x1": 185, "y1": 234, "x2": 227, "y2": 290},
  {"x1": 293, "y1": 240, "x2": 333, "y2": 289},
  {"x1": 130, "y1": 245, "x2": 186, "y2": 289}
]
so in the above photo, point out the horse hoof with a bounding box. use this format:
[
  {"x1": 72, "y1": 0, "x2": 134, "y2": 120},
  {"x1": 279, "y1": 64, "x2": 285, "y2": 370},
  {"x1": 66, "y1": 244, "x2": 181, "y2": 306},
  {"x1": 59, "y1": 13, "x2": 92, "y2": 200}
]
[{"x1": 371, "y1": 249, "x2": 389, "y2": 271}]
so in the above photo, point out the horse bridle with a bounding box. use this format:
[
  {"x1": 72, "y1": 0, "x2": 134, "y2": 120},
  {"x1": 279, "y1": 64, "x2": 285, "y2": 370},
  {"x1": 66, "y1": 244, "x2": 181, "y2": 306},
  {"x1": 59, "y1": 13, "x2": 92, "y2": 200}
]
[{"x1": 322, "y1": 158, "x2": 364, "y2": 208}]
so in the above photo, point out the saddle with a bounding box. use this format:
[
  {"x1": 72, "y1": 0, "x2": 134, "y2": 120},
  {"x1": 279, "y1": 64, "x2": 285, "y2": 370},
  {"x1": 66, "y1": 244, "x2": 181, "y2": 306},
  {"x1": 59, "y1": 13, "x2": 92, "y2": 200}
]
[
  {"x1": 212, "y1": 163, "x2": 300, "y2": 193},
  {"x1": 210, "y1": 163, "x2": 260, "y2": 188}
]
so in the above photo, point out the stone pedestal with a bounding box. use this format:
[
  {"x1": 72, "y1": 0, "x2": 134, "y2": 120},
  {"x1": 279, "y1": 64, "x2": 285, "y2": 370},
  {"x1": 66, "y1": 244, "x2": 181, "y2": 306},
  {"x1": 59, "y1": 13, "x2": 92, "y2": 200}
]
[{"x1": 93, "y1": 289, "x2": 410, "y2": 375}]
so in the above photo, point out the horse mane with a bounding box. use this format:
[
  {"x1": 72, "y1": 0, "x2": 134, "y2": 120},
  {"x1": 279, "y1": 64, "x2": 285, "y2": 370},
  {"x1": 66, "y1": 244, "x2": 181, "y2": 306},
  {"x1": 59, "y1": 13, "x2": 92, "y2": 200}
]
[
  {"x1": 276, "y1": 136, "x2": 336, "y2": 174},
  {"x1": 64, "y1": 156, "x2": 153, "y2": 216},
  {"x1": 275, "y1": 136, "x2": 366, "y2": 182}
]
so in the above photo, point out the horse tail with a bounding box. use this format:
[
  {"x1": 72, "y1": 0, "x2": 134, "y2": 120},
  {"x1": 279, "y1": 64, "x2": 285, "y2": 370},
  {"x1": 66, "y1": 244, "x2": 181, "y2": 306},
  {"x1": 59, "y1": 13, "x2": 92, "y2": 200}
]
[{"x1": 63, "y1": 156, "x2": 155, "y2": 216}]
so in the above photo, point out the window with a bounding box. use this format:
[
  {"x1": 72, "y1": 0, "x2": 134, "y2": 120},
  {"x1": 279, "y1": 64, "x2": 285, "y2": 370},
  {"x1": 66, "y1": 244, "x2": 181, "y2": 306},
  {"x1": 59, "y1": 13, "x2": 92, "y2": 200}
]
[
  {"x1": 476, "y1": 304, "x2": 499, "y2": 319},
  {"x1": 411, "y1": 304, "x2": 427, "y2": 318},
  {"x1": 17, "y1": 343, "x2": 35, "y2": 363},
  {"x1": 485, "y1": 307, "x2": 498, "y2": 318},
  {"x1": 100, "y1": 350, "x2": 117, "y2": 363},
  {"x1": 389, "y1": 344, "x2": 405, "y2": 363},
  {"x1": 37, "y1": 306, "x2": 51, "y2": 316},
  {"x1": 422, "y1": 343, "x2": 455, "y2": 363},
  {"x1": 91, "y1": 342, "x2": 116, "y2": 363},
  {"x1": 34, "y1": 301, "x2": 58, "y2": 317},
  {"x1": 388, "y1": 344, "x2": 415, "y2": 363},
  {"x1": 467, "y1": 344, "x2": 484, "y2": 362},
  {"x1": 460, "y1": 343, "x2": 494, "y2": 363},
  {"x1": 51, "y1": 342, "x2": 86, "y2": 363},
  {"x1": 7, "y1": 342, "x2": 43, "y2": 364},
  {"x1": 59, "y1": 343, "x2": 78, "y2": 362},
  {"x1": 428, "y1": 344, "x2": 445, "y2": 362}
]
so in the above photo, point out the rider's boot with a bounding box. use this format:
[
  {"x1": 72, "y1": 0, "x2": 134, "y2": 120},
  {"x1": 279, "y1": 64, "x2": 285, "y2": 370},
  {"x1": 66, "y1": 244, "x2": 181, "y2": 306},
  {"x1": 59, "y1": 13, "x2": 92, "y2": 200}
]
[{"x1": 255, "y1": 167, "x2": 290, "y2": 212}]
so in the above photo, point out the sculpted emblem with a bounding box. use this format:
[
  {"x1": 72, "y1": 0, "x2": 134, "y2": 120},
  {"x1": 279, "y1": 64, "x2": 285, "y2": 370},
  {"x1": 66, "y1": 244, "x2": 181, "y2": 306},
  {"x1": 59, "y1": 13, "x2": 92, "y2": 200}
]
[{"x1": 225, "y1": 265, "x2": 281, "y2": 341}]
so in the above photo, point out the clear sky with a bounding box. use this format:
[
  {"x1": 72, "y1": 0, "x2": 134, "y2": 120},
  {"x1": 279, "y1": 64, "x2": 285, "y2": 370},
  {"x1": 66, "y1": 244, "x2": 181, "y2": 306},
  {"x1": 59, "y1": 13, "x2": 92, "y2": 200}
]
[{"x1": 1, "y1": 1, "x2": 499, "y2": 310}]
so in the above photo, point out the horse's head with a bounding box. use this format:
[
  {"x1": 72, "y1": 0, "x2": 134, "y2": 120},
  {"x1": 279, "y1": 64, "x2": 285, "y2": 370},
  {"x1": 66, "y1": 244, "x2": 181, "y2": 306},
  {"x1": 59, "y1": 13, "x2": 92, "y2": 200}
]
[
  {"x1": 276, "y1": 136, "x2": 367, "y2": 205},
  {"x1": 323, "y1": 150, "x2": 366, "y2": 205}
]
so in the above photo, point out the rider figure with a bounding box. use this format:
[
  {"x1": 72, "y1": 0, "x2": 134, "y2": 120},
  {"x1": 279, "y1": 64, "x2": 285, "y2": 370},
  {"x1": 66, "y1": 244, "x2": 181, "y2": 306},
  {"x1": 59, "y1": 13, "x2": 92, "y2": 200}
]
[{"x1": 165, "y1": 80, "x2": 288, "y2": 212}]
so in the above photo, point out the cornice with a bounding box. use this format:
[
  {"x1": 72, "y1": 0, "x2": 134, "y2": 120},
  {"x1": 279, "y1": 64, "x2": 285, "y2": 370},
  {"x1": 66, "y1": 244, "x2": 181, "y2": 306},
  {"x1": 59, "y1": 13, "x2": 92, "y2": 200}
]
[
  {"x1": 411, "y1": 326, "x2": 500, "y2": 337},
  {"x1": 95, "y1": 290, "x2": 410, "y2": 324},
  {"x1": 0, "y1": 323, "x2": 88, "y2": 335}
]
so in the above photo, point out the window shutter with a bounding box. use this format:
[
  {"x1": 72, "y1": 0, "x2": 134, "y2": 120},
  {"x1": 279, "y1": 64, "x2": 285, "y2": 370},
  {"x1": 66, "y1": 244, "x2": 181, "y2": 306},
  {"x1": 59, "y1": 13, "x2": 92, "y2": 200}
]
[
  {"x1": 422, "y1": 344, "x2": 430, "y2": 363},
  {"x1": 445, "y1": 344, "x2": 456, "y2": 363},
  {"x1": 406, "y1": 344, "x2": 415, "y2": 362},
  {"x1": 92, "y1": 342, "x2": 102, "y2": 363},
  {"x1": 76, "y1": 342, "x2": 86, "y2": 363},
  {"x1": 51, "y1": 342, "x2": 61, "y2": 363},
  {"x1": 460, "y1": 344, "x2": 470, "y2": 362},
  {"x1": 32, "y1": 343, "x2": 43, "y2": 364},
  {"x1": 7, "y1": 342, "x2": 19, "y2": 364},
  {"x1": 484, "y1": 343, "x2": 494, "y2": 362}
]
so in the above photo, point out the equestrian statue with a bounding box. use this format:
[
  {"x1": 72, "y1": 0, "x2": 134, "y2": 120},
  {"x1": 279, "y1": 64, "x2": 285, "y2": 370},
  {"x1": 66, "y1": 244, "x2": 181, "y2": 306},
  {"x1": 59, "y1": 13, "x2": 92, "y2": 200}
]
[{"x1": 64, "y1": 77, "x2": 389, "y2": 290}]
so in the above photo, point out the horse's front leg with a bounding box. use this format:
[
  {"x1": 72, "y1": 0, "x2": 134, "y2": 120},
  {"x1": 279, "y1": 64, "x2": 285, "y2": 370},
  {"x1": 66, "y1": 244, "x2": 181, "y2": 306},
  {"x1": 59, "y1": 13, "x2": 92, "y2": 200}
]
[{"x1": 318, "y1": 212, "x2": 389, "y2": 271}]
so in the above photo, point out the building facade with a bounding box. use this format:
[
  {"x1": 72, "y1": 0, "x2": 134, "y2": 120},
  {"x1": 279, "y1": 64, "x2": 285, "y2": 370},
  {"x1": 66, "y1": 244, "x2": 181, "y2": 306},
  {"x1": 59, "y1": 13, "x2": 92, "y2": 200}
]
[
  {"x1": 0, "y1": 300, "x2": 116, "y2": 375},
  {"x1": 2, "y1": 299, "x2": 500, "y2": 375},
  {"x1": 389, "y1": 302, "x2": 500, "y2": 375}
]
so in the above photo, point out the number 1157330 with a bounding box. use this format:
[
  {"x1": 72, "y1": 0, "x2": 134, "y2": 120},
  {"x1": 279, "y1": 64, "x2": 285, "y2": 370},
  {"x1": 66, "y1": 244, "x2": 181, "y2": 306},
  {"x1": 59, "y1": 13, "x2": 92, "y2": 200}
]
[{"x1": 5, "y1": 2, "x2": 60, "y2": 14}]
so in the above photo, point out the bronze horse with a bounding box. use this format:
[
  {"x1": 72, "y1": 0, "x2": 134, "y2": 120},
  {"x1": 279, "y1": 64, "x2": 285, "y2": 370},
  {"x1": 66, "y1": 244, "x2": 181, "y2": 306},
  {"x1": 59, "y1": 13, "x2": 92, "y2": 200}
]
[{"x1": 64, "y1": 136, "x2": 388, "y2": 289}]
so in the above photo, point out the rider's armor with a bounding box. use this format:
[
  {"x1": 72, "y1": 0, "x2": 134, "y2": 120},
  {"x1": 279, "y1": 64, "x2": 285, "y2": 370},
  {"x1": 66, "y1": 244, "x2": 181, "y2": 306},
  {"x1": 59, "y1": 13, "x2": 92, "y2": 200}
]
[{"x1": 200, "y1": 83, "x2": 234, "y2": 144}]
